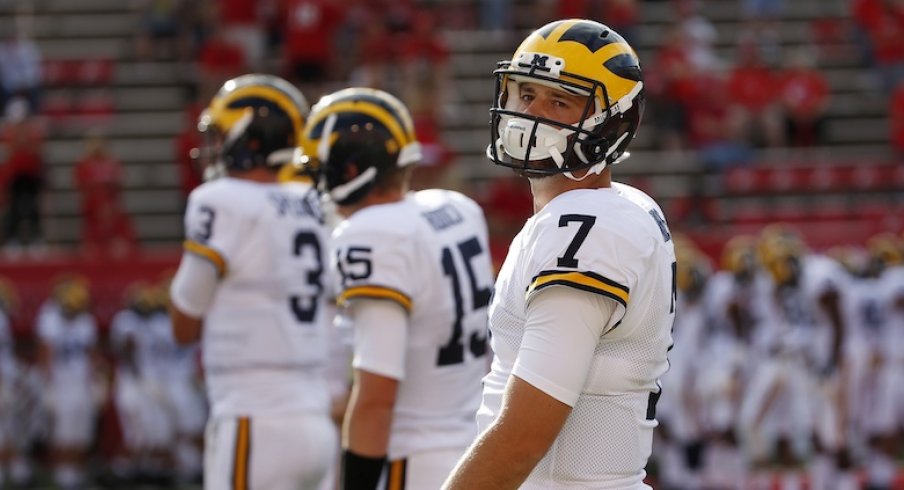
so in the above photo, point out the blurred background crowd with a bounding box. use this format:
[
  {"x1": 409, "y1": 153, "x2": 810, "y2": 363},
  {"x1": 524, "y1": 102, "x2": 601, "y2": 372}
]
[{"x1": 0, "y1": 0, "x2": 902, "y2": 488}]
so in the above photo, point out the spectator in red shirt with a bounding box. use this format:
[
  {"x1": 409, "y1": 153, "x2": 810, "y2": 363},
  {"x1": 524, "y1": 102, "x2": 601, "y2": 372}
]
[
  {"x1": 351, "y1": 17, "x2": 394, "y2": 90},
  {"x1": 217, "y1": 0, "x2": 267, "y2": 68},
  {"x1": 399, "y1": 9, "x2": 450, "y2": 112},
  {"x1": 1, "y1": 98, "x2": 44, "y2": 251},
  {"x1": 602, "y1": 0, "x2": 639, "y2": 45},
  {"x1": 646, "y1": 25, "x2": 702, "y2": 151},
  {"x1": 865, "y1": 0, "x2": 904, "y2": 92},
  {"x1": 279, "y1": 0, "x2": 346, "y2": 92},
  {"x1": 727, "y1": 42, "x2": 784, "y2": 147},
  {"x1": 778, "y1": 49, "x2": 830, "y2": 147},
  {"x1": 73, "y1": 133, "x2": 137, "y2": 259},
  {"x1": 195, "y1": 24, "x2": 247, "y2": 101}
]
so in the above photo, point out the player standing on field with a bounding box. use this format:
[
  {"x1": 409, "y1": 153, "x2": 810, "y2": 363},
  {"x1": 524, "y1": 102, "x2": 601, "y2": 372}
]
[
  {"x1": 301, "y1": 87, "x2": 494, "y2": 490},
  {"x1": 168, "y1": 74, "x2": 338, "y2": 490},
  {"x1": 443, "y1": 19, "x2": 674, "y2": 489}
]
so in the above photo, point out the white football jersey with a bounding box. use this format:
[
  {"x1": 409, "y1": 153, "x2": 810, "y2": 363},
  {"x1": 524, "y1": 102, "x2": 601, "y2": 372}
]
[
  {"x1": 110, "y1": 309, "x2": 197, "y2": 382},
  {"x1": 182, "y1": 177, "x2": 331, "y2": 417},
  {"x1": 0, "y1": 310, "x2": 13, "y2": 376},
  {"x1": 761, "y1": 254, "x2": 846, "y2": 370},
  {"x1": 331, "y1": 189, "x2": 493, "y2": 459},
  {"x1": 481, "y1": 183, "x2": 675, "y2": 488},
  {"x1": 705, "y1": 271, "x2": 772, "y2": 360},
  {"x1": 881, "y1": 265, "x2": 904, "y2": 365},
  {"x1": 36, "y1": 307, "x2": 97, "y2": 380}
]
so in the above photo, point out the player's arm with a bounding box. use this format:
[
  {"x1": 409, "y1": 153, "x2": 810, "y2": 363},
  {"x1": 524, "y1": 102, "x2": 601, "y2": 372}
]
[
  {"x1": 444, "y1": 287, "x2": 616, "y2": 490},
  {"x1": 340, "y1": 298, "x2": 407, "y2": 490},
  {"x1": 169, "y1": 252, "x2": 220, "y2": 345}
]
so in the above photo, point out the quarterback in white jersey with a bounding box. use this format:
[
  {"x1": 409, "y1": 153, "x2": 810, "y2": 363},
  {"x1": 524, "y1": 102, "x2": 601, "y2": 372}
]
[
  {"x1": 302, "y1": 87, "x2": 493, "y2": 490},
  {"x1": 445, "y1": 20, "x2": 673, "y2": 490},
  {"x1": 169, "y1": 74, "x2": 337, "y2": 490}
]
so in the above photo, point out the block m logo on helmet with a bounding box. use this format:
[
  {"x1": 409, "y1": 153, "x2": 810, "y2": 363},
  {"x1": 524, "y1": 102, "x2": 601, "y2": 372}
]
[
  {"x1": 530, "y1": 54, "x2": 549, "y2": 67},
  {"x1": 514, "y1": 52, "x2": 565, "y2": 77}
]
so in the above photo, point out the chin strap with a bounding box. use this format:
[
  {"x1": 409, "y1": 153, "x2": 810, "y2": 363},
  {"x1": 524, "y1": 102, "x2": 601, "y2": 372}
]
[{"x1": 563, "y1": 133, "x2": 631, "y2": 182}]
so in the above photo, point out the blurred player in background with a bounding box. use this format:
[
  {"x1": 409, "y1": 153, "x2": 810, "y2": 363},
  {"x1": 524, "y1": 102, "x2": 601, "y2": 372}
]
[
  {"x1": 168, "y1": 74, "x2": 338, "y2": 489},
  {"x1": 753, "y1": 227, "x2": 852, "y2": 489},
  {"x1": 36, "y1": 276, "x2": 101, "y2": 490},
  {"x1": 445, "y1": 19, "x2": 674, "y2": 489},
  {"x1": 843, "y1": 234, "x2": 904, "y2": 490},
  {"x1": 111, "y1": 281, "x2": 206, "y2": 484},
  {"x1": 655, "y1": 238, "x2": 711, "y2": 489},
  {"x1": 110, "y1": 282, "x2": 175, "y2": 482},
  {"x1": 302, "y1": 87, "x2": 493, "y2": 490}
]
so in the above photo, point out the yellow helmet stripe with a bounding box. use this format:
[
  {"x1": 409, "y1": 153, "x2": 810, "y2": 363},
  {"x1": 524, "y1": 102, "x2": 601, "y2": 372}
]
[
  {"x1": 211, "y1": 86, "x2": 305, "y2": 136},
  {"x1": 308, "y1": 100, "x2": 412, "y2": 147}
]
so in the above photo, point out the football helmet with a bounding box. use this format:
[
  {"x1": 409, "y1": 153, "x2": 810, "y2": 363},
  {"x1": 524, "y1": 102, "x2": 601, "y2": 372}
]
[
  {"x1": 488, "y1": 19, "x2": 644, "y2": 179},
  {"x1": 675, "y1": 246, "x2": 710, "y2": 299},
  {"x1": 0, "y1": 277, "x2": 19, "y2": 315},
  {"x1": 197, "y1": 74, "x2": 309, "y2": 179},
  {"x1": 125, "y1": 282, "x2": 158, "y2": 317},
  {"x1": 866, "y1": 232, "x2": 903, "y2": 274},
  {"x1": 301, "y1": 87, "x2": 421, "y2": 206},
  {"x1": 721, "y1": 235, "x2": 758, "y2": 283},
  {"x1": 758, "y1": 233, "x2": 804, "y2": 286},
  {"x1": 52, "y1": 275, "x2": 91, "y2": 317}
]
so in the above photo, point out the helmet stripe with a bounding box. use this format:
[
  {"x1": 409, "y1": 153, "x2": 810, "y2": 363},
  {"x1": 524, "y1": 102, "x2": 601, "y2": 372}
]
[
  {"x1": 557, "y1": 22, "x2": 625, "y2": 52},
  {"x1": 212, "y1": 85, "x2": 304, "y2": 137},
  {"x1": 308, "y1": 100, "x2": 411, "y2": 148}
]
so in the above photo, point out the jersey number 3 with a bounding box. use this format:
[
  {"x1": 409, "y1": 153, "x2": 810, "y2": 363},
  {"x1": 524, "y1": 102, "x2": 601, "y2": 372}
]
[{"x1": 290, "y1": 231, "x2": 323, "y2": 323}]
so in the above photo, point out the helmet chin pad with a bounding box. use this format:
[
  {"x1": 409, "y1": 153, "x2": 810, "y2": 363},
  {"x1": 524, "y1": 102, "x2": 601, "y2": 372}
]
[{"x1": 499, "y1": 115, "x2": 571, "y2": 165}]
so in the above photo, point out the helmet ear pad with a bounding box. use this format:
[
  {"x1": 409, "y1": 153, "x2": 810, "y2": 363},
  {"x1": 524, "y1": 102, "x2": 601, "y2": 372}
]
[
  {"x1": 221, "y1": 109, "x2": 296, "y2": 171},
  {"x1": 577, "y1": 90, "x2": 645, "y2": 167},
  {"x1": 323, "y1": 127, "x2": 398, "y2": 206}
]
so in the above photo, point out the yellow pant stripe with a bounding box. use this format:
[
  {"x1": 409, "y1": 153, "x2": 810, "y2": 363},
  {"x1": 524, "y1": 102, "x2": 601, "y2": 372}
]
[
  {"x1": 232, "y1": 417, "x2": 250, "y2": 490},
  {"x1": 385, "y1": 458, "x2": 406, "y2": 490}
]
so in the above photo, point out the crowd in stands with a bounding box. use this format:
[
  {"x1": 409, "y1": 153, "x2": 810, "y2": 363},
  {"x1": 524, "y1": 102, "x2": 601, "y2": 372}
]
[{"x1": 2, "y1": 0, "x2": 903, "y2": 257}]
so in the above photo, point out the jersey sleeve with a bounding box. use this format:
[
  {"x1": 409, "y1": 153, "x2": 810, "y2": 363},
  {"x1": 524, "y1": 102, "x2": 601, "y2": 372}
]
[
  {"x1": 331, "y1": 225, "x2": 417, "y2": 313},
  {"x1": 182, "y1": 187, "x2": 241, "y2": 277},
  {"x1": 524, "y1": 214, "x2": 641, "y2": 332}
]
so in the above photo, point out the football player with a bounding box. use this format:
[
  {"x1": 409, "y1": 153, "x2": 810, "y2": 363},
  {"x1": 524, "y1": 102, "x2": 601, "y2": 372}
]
[
  {"x1": 756, "y1": 228, "x2": 853, "y2": 490},
  {"x1": 849, "y1": 234, "x2": 904, "y2": 490},
  {"x1": 443, "y1": 19, "x2": 674, "y2": 489},
  {"x1": 168, "y1": 74, "x2": 338, "y2": 490},
  {"x1": 109, "y1": 283, "x2": 175, "y2": 480},
  {"x1": 655, "y1": 239, "x2": 710, "y2": 489},
  {"x1": 301, "y1": 87, "x2": 494, "y2": 489},
  {"x1": 36, "y1": 276, "x2": 100, "y2": 490}
]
